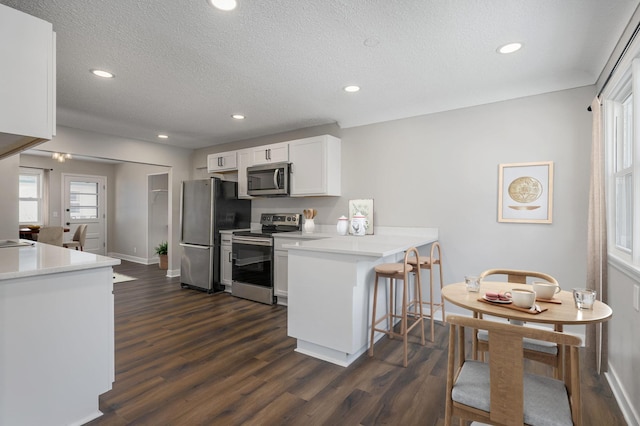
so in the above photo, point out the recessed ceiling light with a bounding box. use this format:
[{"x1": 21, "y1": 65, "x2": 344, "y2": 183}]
[
  {"x1": 344, "y1": 85, "x2": 360, "y2": 93},
  {"x1": 90, "y1": 69, "x2": 115, "y2": 78},
  {"x1": 208, "y1": 0, "x2": 237, "y2": 11},
  {"x1": 497, "y1": 42, "x2": 522, "y2": 54},
  {"x1": 232, "y1": 114, "x2": 245, "y2": 120},
  {"x1": 157, "y1": 134, "x2": 169, "y2": 139}
]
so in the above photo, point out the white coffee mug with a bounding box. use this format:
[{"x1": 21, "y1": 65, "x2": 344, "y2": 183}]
[
  {"x1": 507, "y1": 289, "x2": 536, "y2": 309},
  {"x1": 532, "y1": 281, "x2": 561, "y2": 300}
]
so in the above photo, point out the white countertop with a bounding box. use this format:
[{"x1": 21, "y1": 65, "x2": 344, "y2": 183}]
[
  {"x1": 0, "y1": 240, "x2": 120, "y2": 280},
  {"x1": 284, "y1": 227, "x2": 438, "y2": 257}
]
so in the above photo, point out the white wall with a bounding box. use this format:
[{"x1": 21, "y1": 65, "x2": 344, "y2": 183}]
[
  {"x1": 19, "y1": 153, "x2": 117, "y2": 231},
  {"x1": 34, "y1": 126, "x2": 192, "y2": 273},
  {"x1": 194, "y1": 86, "x2": 594, "y2": 291},
  {"x1": 112, "y1": 162, "x2": 169, "y2": 261}
]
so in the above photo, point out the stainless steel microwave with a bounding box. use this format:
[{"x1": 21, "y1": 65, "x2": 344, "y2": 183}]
[{"x1": 247, "y1": 162, "x2": 291, "y2": 196}]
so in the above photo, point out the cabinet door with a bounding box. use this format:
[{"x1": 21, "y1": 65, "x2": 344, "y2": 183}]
[
  {"x1": 220, "y1": 244, "x2": 233, "y2": 286},
  {"x1": 0, "y1": 4, "x2": 55, "y2": 146},
  {"x1": 290, "y1": 135, "x2": 341, "y2": 196},
  {"x1": 237, "y1": 149, "x2": 253, "y2": 199},
  {"x1": 274, "y1": 249, "x2": 289, "y2": 298},
  {"x1": 207, "y1": 151, "x2": 237, "y2": 172},
  {"x1": 251, "y1": 142, "x2": 289, "y2": 165}
]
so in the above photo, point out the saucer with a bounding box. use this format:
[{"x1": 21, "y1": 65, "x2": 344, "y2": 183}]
[{"x1": 482, "y1": 295, "x2": 512, "y2": 304}]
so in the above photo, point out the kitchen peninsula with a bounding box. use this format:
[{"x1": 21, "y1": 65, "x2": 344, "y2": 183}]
[
  {"x1": 285, "y1": 227, "x2": 438, "y2": 367},
  {"x1": 0, "y1": 241, "x2": 120, "y2": 426}
]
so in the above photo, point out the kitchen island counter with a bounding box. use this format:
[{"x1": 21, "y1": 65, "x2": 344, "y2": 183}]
[
  {"x1": 0, "y1": 241, "x2": 119, "y2": 426},
  {"x1": 286, "y1": 227, "x2": 438, "y2": 367}
]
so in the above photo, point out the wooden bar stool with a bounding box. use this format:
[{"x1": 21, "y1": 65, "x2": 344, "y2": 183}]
[
  {"x1": 407, "y1": 241, "x2": 444, "y2": 341},
  {"x1": 369, "y1": 247, "x2": 425, "y2": 367}
]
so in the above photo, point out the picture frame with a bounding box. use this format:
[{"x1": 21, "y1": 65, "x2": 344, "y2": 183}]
[
  {"x1": 498, "y1": 161, "x2": 553, "y2": 224},
  {"x1": 348, "y1": 199, "x2": 374, "y2": 234}
]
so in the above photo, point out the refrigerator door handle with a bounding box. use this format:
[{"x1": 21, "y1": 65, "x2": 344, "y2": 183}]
[{"x1": 179, "y1": 243, "x2": 210, "y2": 249}]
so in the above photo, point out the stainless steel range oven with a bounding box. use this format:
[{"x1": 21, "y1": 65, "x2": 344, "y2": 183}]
[{"x1": 232, "y1": 213, "x2": 301, "y2": 304}]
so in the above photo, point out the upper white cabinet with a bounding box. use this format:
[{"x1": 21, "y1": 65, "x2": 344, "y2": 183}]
[
  {"x1": 207, "y1": 151, "x2": 237, "y2": 172},
  {"x1": 0, "y1": 4, "x2": 56, "y2": 159},
  {"x1": 290, "y1": 135, "x2": 341, "y2": 196},
  {"x1": 251, "y1": 142, "x2": 289, "y2": 165}
]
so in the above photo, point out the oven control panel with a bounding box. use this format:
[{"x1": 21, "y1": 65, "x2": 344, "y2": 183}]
[{"x1": 260, "y1": 213, "x2": 301, "y2": 227}]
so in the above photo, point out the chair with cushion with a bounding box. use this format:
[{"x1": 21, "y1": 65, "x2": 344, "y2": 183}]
[
  {"x1": 445, "y1": 315, "x2": 582, "y2": 426},
  {"x1": 475, "y1": 268, "x2": 563, "y2": 378},
  {"x1": 63, "y1": 224, "x2": 88, "y2": 251},
  {"x1": 37, "y1": 226, "x2": 63, "y2": 246}
]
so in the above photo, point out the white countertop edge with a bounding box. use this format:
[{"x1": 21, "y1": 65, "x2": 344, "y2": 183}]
[
  {"x1": 284, "y1": 227, "x2": 439, "y2": 257},
  {"x1": 0, "y1": 243, "x2": 121, "y2": 281}
]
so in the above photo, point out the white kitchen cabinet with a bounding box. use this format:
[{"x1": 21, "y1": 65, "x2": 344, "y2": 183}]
[
  {"x1": 274, "y1": 235, "x2": 325, "y2": 305},
  {"x1": 207, "y1": 151, "x2": 237, "y2": 173},
  {"x1": 237, "y1": 149, "x2": 253, "y2": 199},
  {"x1": 0, "y1": 4, "x2": 56, "y2": 159},
  {"x1": 251, "y1": 142, "x2": 289, "y2": 165},
  {"x1": 220, "y1": 232, "x2": 233, "y2": 290},
  {"x1": 290, "y1": 135, "x2": 341, "y2": 196}
]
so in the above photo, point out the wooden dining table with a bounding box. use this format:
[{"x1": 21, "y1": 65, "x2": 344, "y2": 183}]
[
  {"x1": 19, "y1": 227, "x2": 70, "y2": 241},
  {"x1": 442, "y1": 281, "x2": 613, "y2": 377},
  {"x1": 442, "y1": 281, "x2": 613, "y2": 332}
]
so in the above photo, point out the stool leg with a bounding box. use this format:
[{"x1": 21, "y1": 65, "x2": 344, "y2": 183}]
[
  {"x1": 369, "y1": 272, "x2": 380, "y2": 357},
  {"x1": 402, "y1": 271, "x2": 409, "y2": 368},
  {"x1": 389, "y1": 278, "x2": 395, "y2": 339},
  {"x1": 416, "y1": 268, "x2": 425, "y2": 346},
  {"x1": 430, "y1": 266, "x2": 435, "y2": 342}
]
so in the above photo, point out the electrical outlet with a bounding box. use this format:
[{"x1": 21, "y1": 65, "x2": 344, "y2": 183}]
[
  {"x1": 52, "y1": 211, "x2": 58, "y2": 218},
  {"x1": 634, "y1": 285, "x2": 639, "y2": 312}
]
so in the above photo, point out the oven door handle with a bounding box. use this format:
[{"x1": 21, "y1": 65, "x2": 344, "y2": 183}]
[
  {"x1": 232, "y1": 236, "x2": 273, "y2": 246},
  {"x1": 179, "y1": 243, "x2": 210, "y2": 249}
]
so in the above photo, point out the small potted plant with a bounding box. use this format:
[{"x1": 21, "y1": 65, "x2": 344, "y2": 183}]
[{"x1": 155, "y1": 241, "x2": 168, "y2": 270}]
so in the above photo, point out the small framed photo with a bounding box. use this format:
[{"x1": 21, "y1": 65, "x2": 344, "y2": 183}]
[
  {"x1": 349, "y1": 199, "x2": 374, "y2": 234},
  {"x1": 498, "y1": 161, "x2": 553, "y2": 224}
]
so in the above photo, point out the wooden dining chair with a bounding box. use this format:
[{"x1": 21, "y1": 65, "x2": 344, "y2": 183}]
[
  {"x1": 37, "y1": 226, "x2": 63, "y2": 246},
  {"x1": 445, "y1": 315, "x2": 582, "y2": 426},
  {"x1": 63, "y1": 224, "x2": 88, "y2": 251},
  {"x1": 475, "y1": 268, "x2": 563, "y2": 378}
]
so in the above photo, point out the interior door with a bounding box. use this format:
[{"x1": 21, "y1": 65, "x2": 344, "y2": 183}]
[{"x1": 62, "y1": 174, "x2": 107, "y2": 255}]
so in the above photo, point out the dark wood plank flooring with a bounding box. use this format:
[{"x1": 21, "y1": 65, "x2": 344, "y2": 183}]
[{"x1": 86, "y1": 261, "x2": 627, "y2": 425}]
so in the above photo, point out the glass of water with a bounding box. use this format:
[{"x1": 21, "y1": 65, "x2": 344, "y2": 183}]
[
  {"x1": 465, "y1": 276, "x2": 480, "y2": 292},
  {"x1": 572, "y1": 288, "x2": 597, "y2": 309}
]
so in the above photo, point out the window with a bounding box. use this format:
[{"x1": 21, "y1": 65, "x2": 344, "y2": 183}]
[
  {"x1": 69, "y1": 180, "x2": 99, "y2": 220},
  {"x1": 605, "y1": 57, "x2": 640, "y2": 267},
  {"x1": 19, "y1": 168, "x2": 44, "y2": 224}
]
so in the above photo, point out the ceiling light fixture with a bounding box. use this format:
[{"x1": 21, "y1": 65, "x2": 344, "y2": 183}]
[
  {"x1": 208, "y1": 0, "x2": 237, "y2": 11},
  {"x1": 232, "y1": 114, "x2": 245, "y2": 120},
  {"x1": 497, "y1": 42, "x2": 522, "y2": 54},
  {"x1": 52, "y1": 152, "x2": 72, "y2": 162},
  {"x1": 157, "y1": 134, "x2": 169, "y2": 139},
  {"x1": 344, "y1": 85, "x2": 360, "y2": 93},
  {"x1": 90, "y1": 69, "x2": 115, "y2": 78}
]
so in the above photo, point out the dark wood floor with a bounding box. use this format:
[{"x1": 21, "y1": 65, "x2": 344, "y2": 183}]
[{"x1": 86, "y1": 261, "x2": 626, "y2": 425}]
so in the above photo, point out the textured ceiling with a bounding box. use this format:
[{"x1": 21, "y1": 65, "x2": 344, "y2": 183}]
[{"x1": 2, "y1": 0, "x2": 639, "y2": 149}]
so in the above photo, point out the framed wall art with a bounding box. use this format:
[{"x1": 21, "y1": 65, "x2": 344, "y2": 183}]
[{"x1": 498, "y1": 161, "x2": 554, "y2": 224}]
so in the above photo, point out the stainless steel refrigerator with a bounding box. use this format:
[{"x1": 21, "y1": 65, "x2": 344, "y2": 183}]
[{"x1": 179, "y1": 178, "x2": 251, "y2": 292}]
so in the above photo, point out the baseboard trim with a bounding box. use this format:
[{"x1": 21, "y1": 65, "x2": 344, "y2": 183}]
[
  {"x1": 107, "y1": 252, "x2": 153, "y2": 265},
  {"x1": 606, "y1": 362, "x2": 640, "y2": 426}
]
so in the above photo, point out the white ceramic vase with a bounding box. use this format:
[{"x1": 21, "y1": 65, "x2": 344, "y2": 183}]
[{"x1": 303, "y1": 218, "x2": 315, "y2": 233}]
